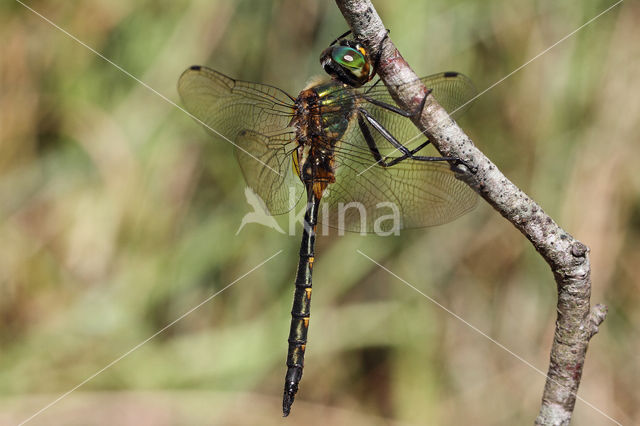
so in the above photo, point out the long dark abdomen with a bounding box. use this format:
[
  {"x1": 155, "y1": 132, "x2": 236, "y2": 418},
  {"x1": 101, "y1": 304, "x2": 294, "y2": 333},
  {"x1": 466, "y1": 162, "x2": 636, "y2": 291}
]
[
  {"x1": 282, "y1": 81, "x2": 351, "y2": 416},
  {"x1": 283, "y1": 187, "x2": 320, "y2": 416}
]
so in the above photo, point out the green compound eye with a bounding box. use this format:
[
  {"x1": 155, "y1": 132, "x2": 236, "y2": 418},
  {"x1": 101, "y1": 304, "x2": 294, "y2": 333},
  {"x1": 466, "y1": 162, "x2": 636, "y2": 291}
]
[{"x1": 332, "y1": 46, "x2": 365, "y2": 70}]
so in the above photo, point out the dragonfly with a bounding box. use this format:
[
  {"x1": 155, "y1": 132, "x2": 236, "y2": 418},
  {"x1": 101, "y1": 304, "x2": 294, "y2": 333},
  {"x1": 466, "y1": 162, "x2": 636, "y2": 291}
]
[{"x1": 178, "y1": 34, "x2": 477, "y2": 416}]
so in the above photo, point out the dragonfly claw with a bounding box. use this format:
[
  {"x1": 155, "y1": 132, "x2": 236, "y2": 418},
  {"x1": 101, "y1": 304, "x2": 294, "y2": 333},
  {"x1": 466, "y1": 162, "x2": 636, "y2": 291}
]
[
  {"x1": 450, "y1": 158, "x2": 474, "y2": 175},
  {"x1": 413, "y1": 87, "x2": 433, "y2": 118}
]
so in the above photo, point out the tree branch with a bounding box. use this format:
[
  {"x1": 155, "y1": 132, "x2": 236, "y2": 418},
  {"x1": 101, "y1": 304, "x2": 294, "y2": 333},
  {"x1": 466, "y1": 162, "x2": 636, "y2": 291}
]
[{"x1": 334, "y1": 1, "x2": 607, "y2": 424}]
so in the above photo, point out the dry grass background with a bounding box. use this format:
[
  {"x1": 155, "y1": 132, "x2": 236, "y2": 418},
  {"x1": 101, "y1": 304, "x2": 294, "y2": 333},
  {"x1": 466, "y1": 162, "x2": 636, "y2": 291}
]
[{"x1": 1, "y1": 0, "x2": 639, "y2": 424}]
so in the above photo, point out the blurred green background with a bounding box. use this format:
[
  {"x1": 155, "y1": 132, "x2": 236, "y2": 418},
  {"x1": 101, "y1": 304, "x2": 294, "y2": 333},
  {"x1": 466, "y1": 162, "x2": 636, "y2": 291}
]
[{"x1": 1, "y1": 0, "x2": 638, "y2": 424}]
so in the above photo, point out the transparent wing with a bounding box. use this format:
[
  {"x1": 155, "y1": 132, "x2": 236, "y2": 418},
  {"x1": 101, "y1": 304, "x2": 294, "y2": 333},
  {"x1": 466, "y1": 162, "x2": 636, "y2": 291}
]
[
  {"x1": 322, "y1": 72, "x2": 478, "y2": 232},
  {"x1": 178, "y1": 66, "x2": 304, "y2": 214},
  {"x1": 325, "y1": 145, "x2": 476, "y2": 232},
  {"x1": 368, "y1": 71, "x2": 478, "y2": 114},
  {"x1": 346, "y1": 71, "x2": 477, "y2": 150}
]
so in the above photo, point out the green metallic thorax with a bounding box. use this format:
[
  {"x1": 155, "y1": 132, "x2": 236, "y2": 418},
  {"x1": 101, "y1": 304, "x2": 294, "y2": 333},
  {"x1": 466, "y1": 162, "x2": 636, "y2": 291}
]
[
  {"x1": 315, "y1": 81, "x2": 356, "y2": 139},
  {"x1": 293, "y1": 81, "x2": 357, "y2": 189}
]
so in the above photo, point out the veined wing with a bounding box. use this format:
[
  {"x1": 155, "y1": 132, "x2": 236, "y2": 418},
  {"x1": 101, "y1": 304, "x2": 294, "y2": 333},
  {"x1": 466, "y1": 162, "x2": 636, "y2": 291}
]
[
  {"x1": 325, "y1": 146, "x2": 476, "y2": 232},
  {"x1": 361, "y1": 71, "x2": 477, "y2": 149},
  {"x1": 178, "y1": 66, "x2": 304, "y2": 214},
  {"x1": 322, "y1": 72, "x2": 477, "y2": 232},
  {"x1": 365, "y1": 71, "x2": 478, "y2": 114}
]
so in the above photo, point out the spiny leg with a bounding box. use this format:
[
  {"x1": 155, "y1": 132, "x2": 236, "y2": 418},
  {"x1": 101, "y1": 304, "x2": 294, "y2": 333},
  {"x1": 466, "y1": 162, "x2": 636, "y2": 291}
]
[
  {"x1": 329, "y1": 30, "x2": 352, "y2": 46},
  {"x1": 362, "y1": 86, "x2": 433, "y2": 117},
  {"x1": 357, "y1": 109, "x2": 455, "y2": 168},
  {"x1": 358, "y1": 85, "x2": 437, "y2": 164},
  {"x1": 361, "y1": 95, "x2": 414, "y2": 117},
  {"x1": 358, "y1": 107, "x2": 413, "y2": 156}
]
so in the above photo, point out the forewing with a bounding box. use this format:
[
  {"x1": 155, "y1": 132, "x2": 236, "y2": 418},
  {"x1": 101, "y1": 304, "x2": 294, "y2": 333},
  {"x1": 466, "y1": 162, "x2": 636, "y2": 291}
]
[{"x1": 178, "y1": 66, "x2": 303, "y2": 214}]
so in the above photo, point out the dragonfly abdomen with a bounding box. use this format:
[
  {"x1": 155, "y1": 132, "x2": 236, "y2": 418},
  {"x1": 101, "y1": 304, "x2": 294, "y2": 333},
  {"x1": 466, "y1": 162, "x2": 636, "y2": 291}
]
[{"x1": 283, "y1": 189, "x2": 320, "y2": 416}]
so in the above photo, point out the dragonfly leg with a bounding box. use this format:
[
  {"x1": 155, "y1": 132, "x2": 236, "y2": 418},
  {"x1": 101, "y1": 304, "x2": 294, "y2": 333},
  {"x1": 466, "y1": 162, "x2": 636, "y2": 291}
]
[
  {"x1": 370, "y1": 29, "x2": 390, "y2": 77},
  {"x1": 384, "y1": 152, "x2": 456, "y2": 167},
  {"x1": 357, "y1": 113, "x2": 394, "y2": 165},
  {"x1": 361, "y1": 96, "x2": 413, "y2": 117},
  {"x1": 331, "y1": 29, "x2": 390, "y2": 50},
  {"x1": 385, "y1": 148, "x2": 455, "y2": 167},
  {"x1": 363, "y1": 78, "x2": 383, "y2": 95},
  {"x1": 362, "y1": 86, "x2": 433, "y2": 118},
  {"x1": 329, "y1": 30, "x2": 353, "y2": 46},
  {"x1": 358, "y1": 107, "x2": 413, "y2": 154},
  {"x1": 417, "y1": 87, "x2": 433, "y2": 116},
  {"x1": 357, "y1": 109, "x2": 455, "y2": 167},
  {"x1": 359, "y1": 107, "x2": 439, "y2": 157}
]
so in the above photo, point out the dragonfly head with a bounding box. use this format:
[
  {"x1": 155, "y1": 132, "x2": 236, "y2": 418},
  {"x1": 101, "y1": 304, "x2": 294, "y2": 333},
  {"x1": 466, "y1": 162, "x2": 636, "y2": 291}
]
[{"x1": 320, "y1": 39, "x2": 373, "y2": 88}]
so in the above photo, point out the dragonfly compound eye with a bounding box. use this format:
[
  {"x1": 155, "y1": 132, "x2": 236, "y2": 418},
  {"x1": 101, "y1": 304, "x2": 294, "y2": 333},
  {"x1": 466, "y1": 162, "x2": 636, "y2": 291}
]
[
  {"x1": 332, "y1": 46, "x2": 365, "y2": 69},
  {"x1": 322, "y1": 45, "x2": 371, "y2": 87}
]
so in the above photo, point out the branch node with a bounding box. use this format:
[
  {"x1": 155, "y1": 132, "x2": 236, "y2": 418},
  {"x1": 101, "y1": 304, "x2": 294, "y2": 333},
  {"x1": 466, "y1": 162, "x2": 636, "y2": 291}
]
[
  {"x1": 570, "y1": 241, "x2": 589, "y2": 258},
  {"x1": 588, "y1": 304, "x2": 608, "y2": 338}
]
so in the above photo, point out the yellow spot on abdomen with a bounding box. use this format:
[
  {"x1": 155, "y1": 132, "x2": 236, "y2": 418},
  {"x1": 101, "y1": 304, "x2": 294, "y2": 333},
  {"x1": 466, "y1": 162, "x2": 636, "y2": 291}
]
[
  {"x1": 303, "y1": 317, "x2": 310, "y2": 328},
  {"x1": 305, "y1": 288, "x2": 312, "y2": 300},
  {"x1": 291, "y1": 150, "x2": 300, "y2": 178}
]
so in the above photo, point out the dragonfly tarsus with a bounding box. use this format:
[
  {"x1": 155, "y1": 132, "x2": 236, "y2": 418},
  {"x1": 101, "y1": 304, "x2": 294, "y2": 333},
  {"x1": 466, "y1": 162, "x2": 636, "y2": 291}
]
[{"x1": 418, "y1": 87, "x2": 433, "y2": 116}]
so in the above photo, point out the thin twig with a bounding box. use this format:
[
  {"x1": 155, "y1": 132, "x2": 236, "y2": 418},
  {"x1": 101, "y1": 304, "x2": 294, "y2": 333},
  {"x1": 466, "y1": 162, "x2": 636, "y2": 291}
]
[{"x1": 334, "y1": 1, "x2": 608, "y2": 424}]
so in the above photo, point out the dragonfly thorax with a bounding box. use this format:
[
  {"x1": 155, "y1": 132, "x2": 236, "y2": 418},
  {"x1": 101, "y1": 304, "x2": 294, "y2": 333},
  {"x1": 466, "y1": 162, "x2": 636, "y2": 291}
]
[{"x1": 292, "y1": 81, "x2": 356, "y2": 199}]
